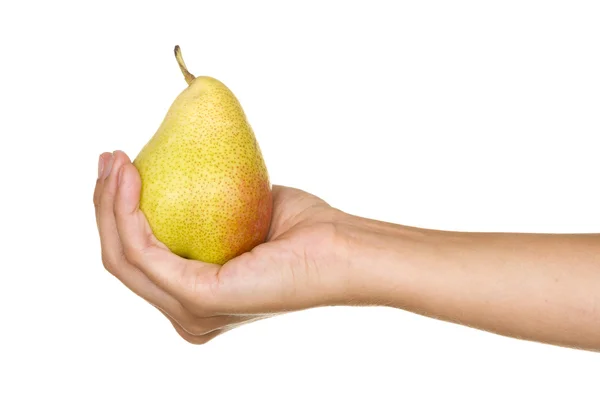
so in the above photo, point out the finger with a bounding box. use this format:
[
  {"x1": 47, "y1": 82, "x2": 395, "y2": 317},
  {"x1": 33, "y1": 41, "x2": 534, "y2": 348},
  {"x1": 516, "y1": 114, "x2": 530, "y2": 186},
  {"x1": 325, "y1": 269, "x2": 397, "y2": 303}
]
[
  {"x1": 97, "y1": 151, "x2": 190, "y2": 322},
  {"x1": 152, "y1": 302, "x2": 253, "y2": 337},
  {"x1": 170, "y1": 319, "x2": 224, "y2": 345},
  {"x1": 113, "y1": 161, "x2": 220, "y2": 305},
  {"x1": 94, "y1": 152, "x2": 113, "y2": 227},
  {"x1": 209, "y1": 314, "x2": 271, "y2": 332},
  {"x1": 98, "y1": 151, "x2": 127, "y2": 272},
  {"x1": 151, "y1": 305, "x2": 220, "y2": 344},
  {"x1": 157, "y1": 301, "x2": 270, "y2": 341},
  {"x1": 179, "y1": 314, "x2": 258, "y2": 336}
]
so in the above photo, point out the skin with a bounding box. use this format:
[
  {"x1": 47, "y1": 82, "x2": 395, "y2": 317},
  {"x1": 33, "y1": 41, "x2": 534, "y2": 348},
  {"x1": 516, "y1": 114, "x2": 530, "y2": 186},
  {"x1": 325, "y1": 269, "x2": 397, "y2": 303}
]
[{"x1": 94, "y1": 151, "x2": 600, "y2": 351}]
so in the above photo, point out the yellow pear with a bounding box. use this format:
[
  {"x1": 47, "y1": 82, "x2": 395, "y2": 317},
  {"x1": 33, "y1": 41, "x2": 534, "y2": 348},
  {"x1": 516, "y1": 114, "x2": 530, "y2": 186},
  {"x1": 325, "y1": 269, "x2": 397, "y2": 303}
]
[{"x1": 133, "y1": 46, "x2": 273, "y2": 265}]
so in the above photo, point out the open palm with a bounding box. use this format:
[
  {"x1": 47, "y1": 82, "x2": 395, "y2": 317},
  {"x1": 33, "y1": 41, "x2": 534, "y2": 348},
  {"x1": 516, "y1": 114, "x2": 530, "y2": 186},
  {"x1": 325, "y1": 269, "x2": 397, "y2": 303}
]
[
  {"x1": 95, "y1": 151, "x2": 347, "y2": 344},
  {"x1": 214, "y1": 184, "x2": 346, "y2": 313}
]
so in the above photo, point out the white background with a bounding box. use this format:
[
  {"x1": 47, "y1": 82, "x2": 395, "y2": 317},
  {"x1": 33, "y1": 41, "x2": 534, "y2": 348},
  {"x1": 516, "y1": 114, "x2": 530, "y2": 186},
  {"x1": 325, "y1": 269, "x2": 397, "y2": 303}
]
[{"x1": 1, "y1": 1, "x2": 599, "y2": 399}]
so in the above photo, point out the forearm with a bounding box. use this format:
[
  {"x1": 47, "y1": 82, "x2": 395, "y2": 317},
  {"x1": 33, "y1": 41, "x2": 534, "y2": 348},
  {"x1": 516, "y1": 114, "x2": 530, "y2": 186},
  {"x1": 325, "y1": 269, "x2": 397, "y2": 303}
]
[{"x1": 340, "y1": 213, "x2": 600, "y2": 351}]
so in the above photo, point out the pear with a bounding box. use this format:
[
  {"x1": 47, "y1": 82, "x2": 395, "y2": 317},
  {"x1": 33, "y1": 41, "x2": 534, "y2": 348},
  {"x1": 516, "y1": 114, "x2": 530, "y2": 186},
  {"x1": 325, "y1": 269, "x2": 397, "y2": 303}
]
[{"x1": 133, "y1": 45, "x2": 273, "y2": 265}]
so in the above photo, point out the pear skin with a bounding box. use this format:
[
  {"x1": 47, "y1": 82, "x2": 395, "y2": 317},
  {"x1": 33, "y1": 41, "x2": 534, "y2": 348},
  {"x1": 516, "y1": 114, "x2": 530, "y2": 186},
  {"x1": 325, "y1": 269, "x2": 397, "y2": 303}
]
[{"x1": 133, "y1": 46, "x2": 273, "y2": 265}]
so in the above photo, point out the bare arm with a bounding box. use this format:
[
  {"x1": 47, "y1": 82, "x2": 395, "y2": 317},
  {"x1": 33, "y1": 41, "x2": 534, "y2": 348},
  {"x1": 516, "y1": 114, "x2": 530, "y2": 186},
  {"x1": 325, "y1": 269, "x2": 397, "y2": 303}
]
[
  {"x1": 95, "y1": 152, "x2": 600, "y2": 350},
  {"x1": 341, "y1": 214, "x2": 600, "y2": 351}
]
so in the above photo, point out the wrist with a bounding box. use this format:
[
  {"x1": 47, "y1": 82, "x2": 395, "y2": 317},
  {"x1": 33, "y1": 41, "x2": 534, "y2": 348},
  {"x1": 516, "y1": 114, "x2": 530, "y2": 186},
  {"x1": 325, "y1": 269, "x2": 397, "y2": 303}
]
[{"x1": 333, "y1": 212, "x2": 446, "y2": 307}]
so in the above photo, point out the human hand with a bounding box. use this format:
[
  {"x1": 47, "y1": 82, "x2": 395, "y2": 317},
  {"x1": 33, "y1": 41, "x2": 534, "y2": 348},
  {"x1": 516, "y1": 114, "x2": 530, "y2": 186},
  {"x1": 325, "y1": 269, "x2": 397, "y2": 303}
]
[{"x1": 94, "y1": 151, "x2": 353, "y2": 344}]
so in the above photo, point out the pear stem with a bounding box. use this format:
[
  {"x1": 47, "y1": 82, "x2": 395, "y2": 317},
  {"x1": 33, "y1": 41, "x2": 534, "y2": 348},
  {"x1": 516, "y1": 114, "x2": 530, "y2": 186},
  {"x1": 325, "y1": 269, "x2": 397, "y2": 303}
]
[{"x1": 174, "y1": 45, "x2": 195, "y2": 86}]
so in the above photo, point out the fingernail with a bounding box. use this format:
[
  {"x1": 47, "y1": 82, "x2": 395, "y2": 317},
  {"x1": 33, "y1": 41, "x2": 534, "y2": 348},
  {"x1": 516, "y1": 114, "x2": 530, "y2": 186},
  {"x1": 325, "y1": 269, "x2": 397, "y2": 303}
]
[
  {"x1": 98, "y1": 154, "x2": 105, "y2": 179},
  {"x1": 103, "y1": 154, "x2": 114, "y2": 179}
]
